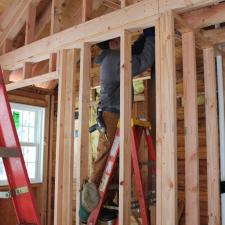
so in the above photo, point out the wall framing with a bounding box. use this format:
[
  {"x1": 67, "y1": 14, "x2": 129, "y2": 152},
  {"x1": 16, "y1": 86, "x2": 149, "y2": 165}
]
[{"x1": 0, "y1": 0, "x2": 224, "y2": 225}]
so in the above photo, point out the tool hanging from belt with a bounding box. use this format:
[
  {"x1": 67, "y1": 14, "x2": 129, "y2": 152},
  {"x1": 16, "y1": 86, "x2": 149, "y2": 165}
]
[{"x1": 89, "y1": 107, "x2": 108, "y2": 141}]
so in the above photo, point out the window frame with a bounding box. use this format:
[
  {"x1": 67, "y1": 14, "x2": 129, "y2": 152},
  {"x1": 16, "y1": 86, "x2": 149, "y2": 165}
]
[{"x1": 0, "y1": 103, "x2": 45, "y2": 186}]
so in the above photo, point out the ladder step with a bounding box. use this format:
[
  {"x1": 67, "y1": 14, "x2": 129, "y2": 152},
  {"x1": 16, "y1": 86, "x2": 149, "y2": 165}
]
[{"x1": 0, "y1": 147, "x2": 19, "y2": 158}]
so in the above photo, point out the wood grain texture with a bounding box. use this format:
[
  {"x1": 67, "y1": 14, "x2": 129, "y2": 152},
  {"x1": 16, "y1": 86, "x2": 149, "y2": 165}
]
[
  {"x1": 156, "y1": 11, "x2": 177, "y2": 225},
  {"x1": 53, "y1": 49, "x2": 77, "y2": 225},
  {"x1": 203, "y1": 47, "x2": 220, "y2": 225},
  {"x1": 119, "y1": 30, "x2": 132, "y2": 225},
  {"x1": 182, "y1": 31, "x2": 200, "y2": 225},
  {"x1": 76, "y1": 43, "x2": 91, "y2": 225}
]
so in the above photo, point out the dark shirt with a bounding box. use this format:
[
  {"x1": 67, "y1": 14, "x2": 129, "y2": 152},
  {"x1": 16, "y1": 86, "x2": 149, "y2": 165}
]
[{"x1": 95, "y1": 36, "x2": 155, "y2": 113}]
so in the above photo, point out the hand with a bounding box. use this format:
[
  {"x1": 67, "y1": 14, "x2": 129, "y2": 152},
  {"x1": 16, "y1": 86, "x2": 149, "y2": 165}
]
[{"x1": 143, "y1": 27, "x2": 155, "y2": 37}]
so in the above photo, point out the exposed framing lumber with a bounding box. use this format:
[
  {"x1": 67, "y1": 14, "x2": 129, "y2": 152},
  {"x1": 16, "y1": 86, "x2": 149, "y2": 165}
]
[
  {"x1": 25, "y1": 3, "x2": 36, "y2": 45},
  {"x1": 2, "y1": 39, "x2": 12, "y2": 54},
  {"x1": 22, "y1": 62, "x2": 33, "y2": 79},
  {"x1": 0, "y1": 0, "x2": 32, "y2": 47},
  {"x1": 47, "y1": 94, "x2": 55, "y2": 225},
  {"x1": 0, "y1": 0, "x2": 23, "y2": 30},
  {"x1": 82, "y1": 0, "x2": 93, "y2": 22},
  {"x1": 76, "y1": 43, "x2": 91, "y2": 225},
  {"x1": 181, "y1": 2, "x2": 225, "y2": 29},
  {"x1": 51, "y1": 0, "x2": 65, "y2": 34},
  {"x1": 103, "y1": 0, "x2": 120, "y2": 10},
  {"x1": 49, "y1": 0, "x2": 66, "y2": 89},
  {"x1": 182, "y1": 31, "x2": 200, "y2": 225},
  {"x1": 202, "y1": 27, "x2": 225, "y2": 45},
  {"x1": 203, "y1": 47, "x2": 221, "y2": 225},
  {"x1": 174, "y1": 12, "x2": 225, "y2": 58},
  {"x1": 40, "y1": 95, "x2": 51, "y2": 225},
  {"x1": 34, "y1": 2, "x2": 51, "y2": 40},
  {"x1": 156, "y1": 11, "x2": 177, "y2": 225},
  {"x1": 119, "y1": 30, "x2": 132, "y2": 225},
  {"x1": 2, "y1": 70, "x2": 10, "y2": 85},
  {"x1": 6, "y1": 71, "x2": 58, "y2": 91},
  {"x1": 1, "y1": 0, "x2": 209, "y2": 70},
  {"x1": 54, "y1": 49, "x2": 78, "y2": 225},
  {"x1": 121, "y1": 0, "x2": 133, "y2": 8}
]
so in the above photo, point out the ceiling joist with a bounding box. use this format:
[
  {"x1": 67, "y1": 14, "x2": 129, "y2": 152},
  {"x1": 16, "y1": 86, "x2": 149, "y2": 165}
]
[{"x1": 0, "y1": 0, "x2": 32, "y2": 47}]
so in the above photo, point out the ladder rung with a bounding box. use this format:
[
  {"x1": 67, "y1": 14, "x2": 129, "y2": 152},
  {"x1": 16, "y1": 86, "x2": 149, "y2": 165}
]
[{"x1": 0, "y1": 147, "x2": 19, "y2": 158}]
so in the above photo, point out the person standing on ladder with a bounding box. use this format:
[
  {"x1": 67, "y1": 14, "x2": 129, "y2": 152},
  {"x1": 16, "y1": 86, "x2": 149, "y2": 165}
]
[{"x1": 79, "y1": 27, "x2": 155, "y2": 223}]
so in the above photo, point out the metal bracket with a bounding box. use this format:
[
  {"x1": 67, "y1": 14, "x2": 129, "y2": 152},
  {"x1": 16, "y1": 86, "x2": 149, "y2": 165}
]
[
  {"x1": 0, "y1": 191, "x2": 11, "y2": 198},
  {"x1": 13, "y1": 186, "x2": 29, "y2": 196},
  {"x1": 0, "y1": 186, "x2": 29, "y2": 199}
]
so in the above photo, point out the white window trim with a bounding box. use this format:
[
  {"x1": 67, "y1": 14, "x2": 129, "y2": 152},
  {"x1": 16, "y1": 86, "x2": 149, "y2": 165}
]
[{"x1": 0, "y1": 103, "x2": 45, "y2": 186}]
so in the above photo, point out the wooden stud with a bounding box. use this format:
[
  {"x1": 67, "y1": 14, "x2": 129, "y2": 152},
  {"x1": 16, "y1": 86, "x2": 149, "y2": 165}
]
[
  {"x1": 54, "y1": 49, "x2": 78, "y2": 225},
  {"x1": 49, "y1": 53, "x2": 57, "y2": 73},
  {"x1": 25, "y1": 3, "x2": 36, "y2": 45},
  {"x1": 76, "y1": 43, "x2": 91, "y2": 225},
  {"x1": 22, "y1": 62, "x2": 33, "y2": 79},
  {"x1": 34, "y1": 2, "x2": 51, "y2": 40},
  {"x1": 51, "y1": 0, "x2": 65, "y2": 34},
  {"x1": 119, "y1": 30, "x2": 132, "y2": 225},
  {"x1": 182, "y1": 31, "x2": 200, "y2": 225},
  {"x1": 50, "y1": 0, "x2": 65, "y2": 89},
  {"x1": 156, "y1": 11, "x2": 177, "y2": 225},
  {"x1": 2, "y1": 39, "x2": 12, "y2": 54},
  {"x1": 82, "y1": 0, "x2": 93, "y2": 22},
  {"x1": 203, "y1": 47, "x2": 221, "y2": 225},
  {"x1": 39, "y1": 95, "x2": 51, "y2": 225},
  {"x1": 3, "y1": 70, "x2": 10, "y2": 85},
  {"x1": 121, "y1": 0, "x2": 133, "y2": 8},
  {"x1": 48, "y1": 53, "x2": 58, "y2": 90},
  {"x1": 47, "y1": 94, "x2": 55, "y2": 225}
]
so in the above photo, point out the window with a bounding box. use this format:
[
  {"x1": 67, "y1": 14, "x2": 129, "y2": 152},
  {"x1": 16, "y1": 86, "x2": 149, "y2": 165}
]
[{"x1": 0, "y1": 103, "x2": 45, "y2": 185}]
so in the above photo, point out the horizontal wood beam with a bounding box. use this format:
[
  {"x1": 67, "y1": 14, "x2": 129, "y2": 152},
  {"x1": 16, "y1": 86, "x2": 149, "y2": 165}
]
[
  {"x1": 181, "y1": 2, "x2": 225, "y2": 29},
  {"x1": 0, "y1": 0, "x2": 218, "y2": 70},
  {"x1": 6, "y1": 71, "x2": 58, "y2": 91},
  {"x1": 202, "y1": 27, "x2": 225, "y2": 45},
  {"x1": 174, "y1": 13, "x2": 225, "y2": 54},
  {"x1": 159, "y1": 0, "x2": 220, "y2": 12}
]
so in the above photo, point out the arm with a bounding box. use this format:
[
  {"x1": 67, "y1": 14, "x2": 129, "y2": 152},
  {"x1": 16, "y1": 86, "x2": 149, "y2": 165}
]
[{"x1": 132, "y1": 35, "x2": 155, "y2": 76}]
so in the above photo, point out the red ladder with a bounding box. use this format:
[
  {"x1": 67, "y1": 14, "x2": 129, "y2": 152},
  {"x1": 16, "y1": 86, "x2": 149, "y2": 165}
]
[
  {"x1": 0, "y1": 69, "x2": 41, "y2": 225},
  {"x1": 87, "y1": 119, "x2": 156, "y2": 225}
]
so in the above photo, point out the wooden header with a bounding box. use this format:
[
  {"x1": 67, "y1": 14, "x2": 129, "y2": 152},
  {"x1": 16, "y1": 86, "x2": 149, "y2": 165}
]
[{"x1": 0, "y1": 0, "x2": 218, "y2": 70}]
